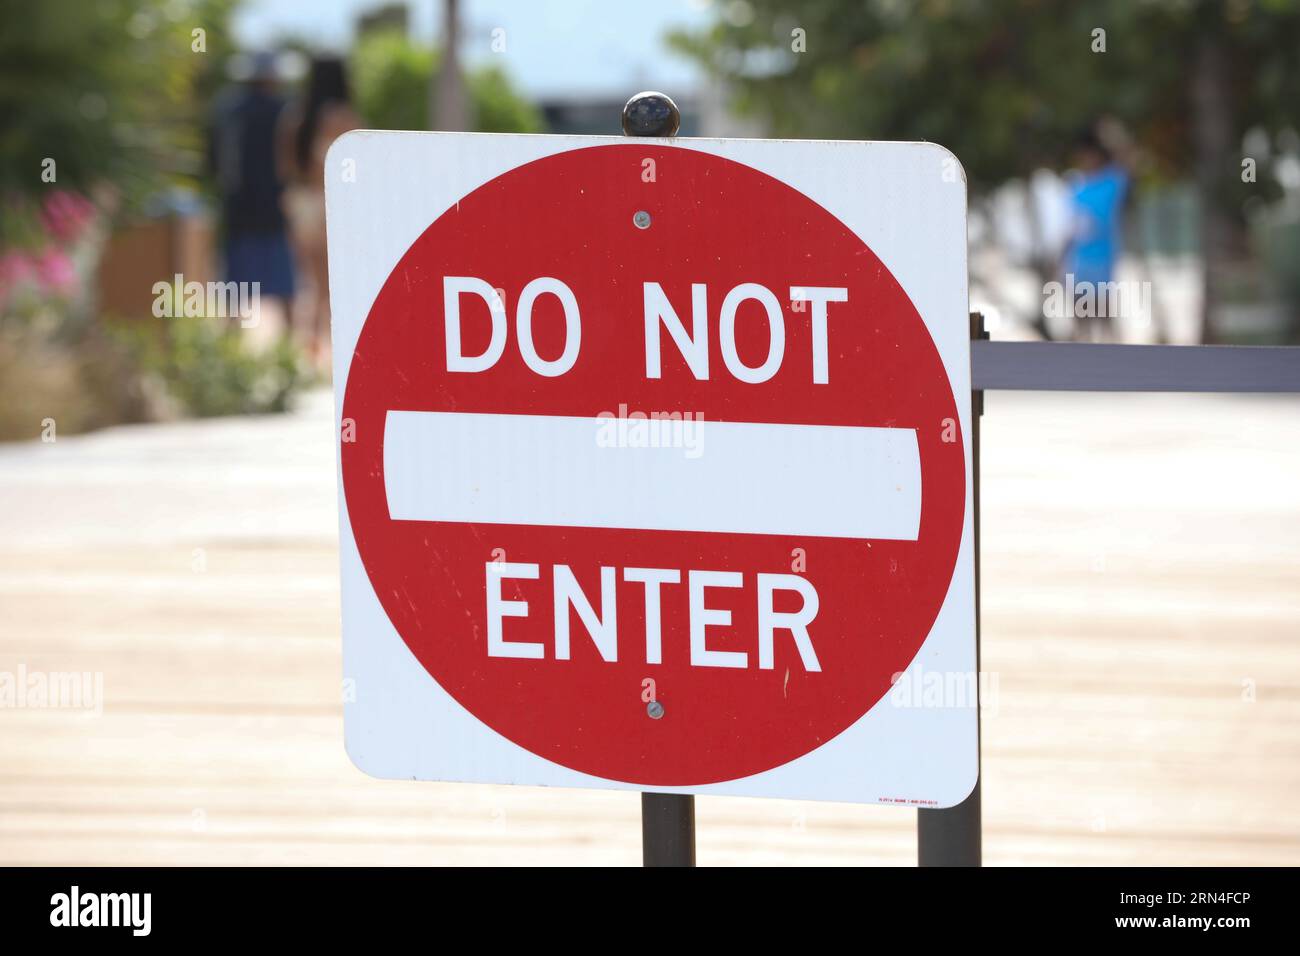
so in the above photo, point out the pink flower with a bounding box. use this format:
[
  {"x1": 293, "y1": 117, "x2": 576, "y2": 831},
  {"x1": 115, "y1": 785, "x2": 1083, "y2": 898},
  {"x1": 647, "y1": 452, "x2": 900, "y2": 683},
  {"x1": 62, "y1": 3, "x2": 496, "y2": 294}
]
[
  {"x1": 0, "y1": 250, "x2": 36, "y2": 288},
  {"x1": 34, "y1": 248, "x2": 77, "y2": 297},
  {"x1": 40, "y1": 190, "x2": 96, "y2": 244}
]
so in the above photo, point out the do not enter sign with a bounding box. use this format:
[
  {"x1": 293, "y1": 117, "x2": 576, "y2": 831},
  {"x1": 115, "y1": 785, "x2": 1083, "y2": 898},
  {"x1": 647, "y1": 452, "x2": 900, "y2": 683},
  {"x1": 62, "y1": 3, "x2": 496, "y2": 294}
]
[{"x1": 327, "y1": 132, "x2": 976, "y2": 806}]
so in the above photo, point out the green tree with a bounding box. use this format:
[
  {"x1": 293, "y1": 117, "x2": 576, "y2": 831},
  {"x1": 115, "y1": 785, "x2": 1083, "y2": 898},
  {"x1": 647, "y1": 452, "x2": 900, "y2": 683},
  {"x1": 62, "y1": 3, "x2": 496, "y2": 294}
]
[
  {"x1": 352, "y1": 30, "x2": 542, "y2": 134},
  {"x1": 672, "y1": 0, "x2": 1300, "y2": 341},
  {"x1": 0, "y1": 0, "x2": 240, "y2": 220}
]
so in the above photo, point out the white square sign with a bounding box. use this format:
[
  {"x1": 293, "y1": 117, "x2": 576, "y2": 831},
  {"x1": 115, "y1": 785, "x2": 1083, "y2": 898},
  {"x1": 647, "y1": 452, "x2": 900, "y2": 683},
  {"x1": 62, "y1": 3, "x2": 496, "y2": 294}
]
[{"x1": 326, "y1": 130, "x2": 975, "y2": 806}]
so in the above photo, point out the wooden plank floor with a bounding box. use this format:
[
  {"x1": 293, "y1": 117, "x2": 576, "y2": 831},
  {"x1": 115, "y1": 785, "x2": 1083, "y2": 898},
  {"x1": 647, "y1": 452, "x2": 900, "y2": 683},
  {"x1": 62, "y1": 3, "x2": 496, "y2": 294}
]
[{"x1": 1, "y1": 389, "x2": 1297, "y2": 866}]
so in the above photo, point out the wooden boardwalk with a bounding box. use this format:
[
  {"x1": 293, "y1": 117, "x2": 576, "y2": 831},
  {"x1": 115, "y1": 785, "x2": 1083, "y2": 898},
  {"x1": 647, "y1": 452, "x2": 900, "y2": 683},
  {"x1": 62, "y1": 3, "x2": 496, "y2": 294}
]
[{"x1": 1, "y1": 389, "x2": 1297, "y2": 865}]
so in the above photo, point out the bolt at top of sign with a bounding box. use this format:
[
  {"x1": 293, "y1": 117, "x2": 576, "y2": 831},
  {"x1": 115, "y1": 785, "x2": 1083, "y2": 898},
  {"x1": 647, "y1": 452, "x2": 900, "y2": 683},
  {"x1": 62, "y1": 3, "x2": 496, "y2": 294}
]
[{"x1": 622, "y1": 91, "x2": 681, "y2": 137}]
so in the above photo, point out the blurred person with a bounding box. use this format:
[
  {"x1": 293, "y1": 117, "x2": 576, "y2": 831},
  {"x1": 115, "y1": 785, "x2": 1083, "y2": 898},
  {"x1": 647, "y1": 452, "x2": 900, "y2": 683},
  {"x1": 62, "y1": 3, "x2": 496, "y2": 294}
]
[
  {"x1": 1060, "y1": 126, "x2": 1130, "y2": 341},
  {"x1": 279, "y1": 56, "x2": 360, "y2": 368},
  {"x1": 208, "y1": 51, "x2": 295, "y2": 333}
]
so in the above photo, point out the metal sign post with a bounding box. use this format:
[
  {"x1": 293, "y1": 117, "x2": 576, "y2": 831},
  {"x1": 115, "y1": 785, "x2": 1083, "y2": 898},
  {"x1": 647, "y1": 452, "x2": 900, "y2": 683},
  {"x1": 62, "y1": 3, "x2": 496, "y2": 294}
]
[
  {"x1": 641, "y1": 792, "x2": 696, "y2": 867},
  {"x1": 918, "y1": 313, "x2": 986, "y2": 867},
  {"x1": 623, "y1": 92, "x2": 698, "y2": 869}
]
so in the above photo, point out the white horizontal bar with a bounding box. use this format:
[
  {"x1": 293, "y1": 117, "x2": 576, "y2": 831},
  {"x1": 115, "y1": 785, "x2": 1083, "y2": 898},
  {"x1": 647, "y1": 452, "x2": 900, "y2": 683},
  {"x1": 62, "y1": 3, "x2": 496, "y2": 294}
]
[{"x1": 383, "y1": 411, "x2": 920, "y2": 541}]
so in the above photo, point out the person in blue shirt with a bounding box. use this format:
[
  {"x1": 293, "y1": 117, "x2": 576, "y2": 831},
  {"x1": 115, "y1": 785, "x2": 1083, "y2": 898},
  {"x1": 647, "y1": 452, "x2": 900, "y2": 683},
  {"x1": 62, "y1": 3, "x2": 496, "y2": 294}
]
[
  {"x1": 1062, "y1": 128, "x2": 1130, "y2": 341},
  {"x1": 207, "y1": 52, "x2": 296, "y2": 323}
]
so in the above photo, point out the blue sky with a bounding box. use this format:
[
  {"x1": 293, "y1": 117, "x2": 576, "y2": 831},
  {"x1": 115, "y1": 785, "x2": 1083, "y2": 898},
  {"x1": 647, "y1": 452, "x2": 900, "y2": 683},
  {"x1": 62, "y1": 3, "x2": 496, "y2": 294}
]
[{"x1": 233, "y1": 0, "x2": 714, "y2": 98}]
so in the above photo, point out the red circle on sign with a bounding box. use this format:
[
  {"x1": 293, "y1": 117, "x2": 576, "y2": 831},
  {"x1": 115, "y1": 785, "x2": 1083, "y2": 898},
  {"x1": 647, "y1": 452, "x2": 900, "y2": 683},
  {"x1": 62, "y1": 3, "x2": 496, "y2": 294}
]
[{"x1": 341, "y1": 144, "x2": 964, "y2": 786}]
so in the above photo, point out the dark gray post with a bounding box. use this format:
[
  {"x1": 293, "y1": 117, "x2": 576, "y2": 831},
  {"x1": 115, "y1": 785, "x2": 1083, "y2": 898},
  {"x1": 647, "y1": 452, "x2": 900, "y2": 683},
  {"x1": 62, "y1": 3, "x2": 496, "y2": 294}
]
[
  {"x1": 624, "y1": 90, "x2": 696, "y2": 868},
  {"x1": 917, "y1": 312, "x2": 985, "y2": 866},
  {"x1": 641, "y1": 793, "x2": 696, "y2": 867}
]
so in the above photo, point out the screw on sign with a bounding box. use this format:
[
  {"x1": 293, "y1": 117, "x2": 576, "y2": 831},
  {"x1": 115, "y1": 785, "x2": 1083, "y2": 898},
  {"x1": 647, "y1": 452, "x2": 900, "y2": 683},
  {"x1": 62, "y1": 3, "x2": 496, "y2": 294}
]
[{"x1": 326, "y1": 131, "x2": 977, "y2": 806}]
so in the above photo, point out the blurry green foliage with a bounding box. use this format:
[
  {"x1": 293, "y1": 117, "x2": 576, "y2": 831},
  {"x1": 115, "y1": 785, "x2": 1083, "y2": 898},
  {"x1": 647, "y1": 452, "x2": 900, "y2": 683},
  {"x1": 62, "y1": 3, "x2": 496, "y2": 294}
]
[
  {"x1": 121, "y1": 315, "x2": 306, "y2": 418},
  {"x1": 352, "y1": 30, "x2": 543, "y2": 133},
  {"x1": 0, "y1": 0, "x2": 308, "y2": 434},
  {"x1": 673, "y1": 0, "x2": 1300, "y2": 340},
  {"x1": 670, "y1": 0, "x2": 1300, "y2": 193},
  {"x1": 0, "y1": 0, "x2": 240, "y2": 218},
  {"x1": 0, "y1": 306, "x2": 308, "y2": 439},
  {"x1": 0, "y1": 319, "x2": 150, "y2": 441}
]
